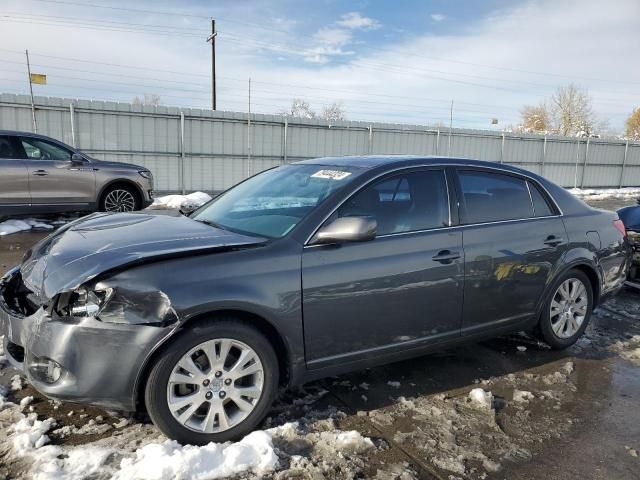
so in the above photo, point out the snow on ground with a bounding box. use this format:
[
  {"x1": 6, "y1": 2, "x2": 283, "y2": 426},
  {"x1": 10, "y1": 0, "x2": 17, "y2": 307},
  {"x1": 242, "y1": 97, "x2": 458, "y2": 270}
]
[
  {"x1": 0, "y1": 219, "x2": 54, "y2": 236},
  {"x1": 0, "y1": 366, "x2": 380, "y2": 480},
  {"x1": 568, "y1": 187, "x2": 640, "y2": 201},
  {"x1": 150, "y1": 192, "x2": 212, "y2": 211}
]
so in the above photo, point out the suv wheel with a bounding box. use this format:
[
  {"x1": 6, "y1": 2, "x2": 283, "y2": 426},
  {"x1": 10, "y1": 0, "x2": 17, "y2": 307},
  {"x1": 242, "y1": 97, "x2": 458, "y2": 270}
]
[
  {"x1": 100, "y1": 185, "x2": 140, "y2": 212},
  {"x1": 538, "y1": 269, "x2": 593, "y2": 349},
  {"x1": 144, "y1": 319, "x2": 279, "y2": 445}
]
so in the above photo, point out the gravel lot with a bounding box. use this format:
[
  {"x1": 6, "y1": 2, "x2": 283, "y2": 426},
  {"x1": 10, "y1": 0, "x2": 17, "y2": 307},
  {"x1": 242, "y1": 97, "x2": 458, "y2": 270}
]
[{"x1": 0, "y1": 196, "x2": 638, "y2": 479}]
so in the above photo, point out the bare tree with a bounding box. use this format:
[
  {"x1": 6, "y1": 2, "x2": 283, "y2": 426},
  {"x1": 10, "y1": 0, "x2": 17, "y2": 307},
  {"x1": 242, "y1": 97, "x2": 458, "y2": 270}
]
[
  {"x1": 321, "y1": 102, "x2": 346, "y2": 122},
  {"x1": 518, "y1": 84, "x2": 606, "y2": 137},
  {"x1": 626, "y1": 107, "x2": 640, "y2": 141},
  {"x1": 550, "y1": 84, "x2": 598, "y2": 136},
  {"x1": 279, "y1": 98, "x2": 316, "y2": 119},
  {"x1": 132, "y1": 94, "x2": 162, "y2": 106},
  {"x1": 519, "y1": 102, "x2": 551, "y2": 133}
]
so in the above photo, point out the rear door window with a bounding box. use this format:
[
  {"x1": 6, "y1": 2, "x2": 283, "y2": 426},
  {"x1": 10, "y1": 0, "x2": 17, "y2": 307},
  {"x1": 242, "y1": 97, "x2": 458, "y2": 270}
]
[
  {"x1": 458, "y1": 170, "x2": 533, "y2": 223},
  {"x1": 0, "y1": 136, "x2": 21, "y2": 159}
]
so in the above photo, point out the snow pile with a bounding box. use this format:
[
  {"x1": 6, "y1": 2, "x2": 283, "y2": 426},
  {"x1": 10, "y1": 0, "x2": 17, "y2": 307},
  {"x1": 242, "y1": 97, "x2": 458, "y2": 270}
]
[
  {"x1": 115, "y1": 431, "x2": 278, "y2": 480},
  {"x1": 0, "y1": 386, "x2": 13, "y2": 410},
  {"x1": 513, "y1": 390, "x2": 535, "y2": 403},
  {"x1": 0, "y1": 218, "x2": 54, "y2": 236},
  {"x1": 10, "y1": 414, "x2": 55, "y2": 453},
  {"x1": 468, "y1": 388, "x2": 493, "y2": 410},
  {"x1": 568, "y1": 187, "x2": 640, "y2": 201},
  {"x1": 610, "y1": 335, "x2": 640, "y2": 364},
  {"x1": 150, "y1": 192, "x2": 212, "y2": 211}
]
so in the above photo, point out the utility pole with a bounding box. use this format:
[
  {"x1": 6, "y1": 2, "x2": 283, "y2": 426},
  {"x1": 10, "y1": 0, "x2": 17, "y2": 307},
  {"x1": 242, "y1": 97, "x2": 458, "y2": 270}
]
[
  {"x1": 247, "y1": 77, "x2": 252, "y2": 177},
  {"x1": 206, "y1": 18, "x2": 217, "y2": 110},
  {"x1": 447, "y1": 100, "x2": 453, "y2": 156},
  {"x1": 25, "y1": 49, "x2": 38, "y2": 133}
]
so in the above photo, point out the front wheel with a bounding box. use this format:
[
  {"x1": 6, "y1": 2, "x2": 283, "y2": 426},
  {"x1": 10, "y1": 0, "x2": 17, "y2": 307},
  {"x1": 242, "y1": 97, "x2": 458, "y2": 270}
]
[
  {"x1": 144, "y1": 319, "x2": 279, "y2": 445},
  {"x1": 100, "y1": 185, "x2": 140, "y2": 212},
  {"x1": 538, "y1": 269, "x2": 593, "y2": 349}
]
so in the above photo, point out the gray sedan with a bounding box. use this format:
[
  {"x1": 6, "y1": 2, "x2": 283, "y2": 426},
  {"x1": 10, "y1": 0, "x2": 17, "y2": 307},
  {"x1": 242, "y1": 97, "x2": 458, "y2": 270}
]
[
  {"x1": 0, "y1": 130, "x2": 154, "y2": 216},
  {"x1": 0, "y1": 156, "x2": 630, "y2": 445}
]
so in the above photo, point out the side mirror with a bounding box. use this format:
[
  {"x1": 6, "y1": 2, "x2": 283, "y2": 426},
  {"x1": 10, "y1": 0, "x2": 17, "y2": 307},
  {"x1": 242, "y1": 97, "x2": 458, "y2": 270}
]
[
  {"x1": 71, "y1": 153, "x2": 86, "y2": 164},
  {"x1": 312, "y1": 216, "x2": 377, "y2": 245}
]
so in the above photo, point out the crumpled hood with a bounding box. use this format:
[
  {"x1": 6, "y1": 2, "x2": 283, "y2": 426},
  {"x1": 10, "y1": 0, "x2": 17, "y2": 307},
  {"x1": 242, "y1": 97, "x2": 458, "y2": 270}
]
[{"x1": 20, "y1": 212, "x2": 265, "y2": 301}]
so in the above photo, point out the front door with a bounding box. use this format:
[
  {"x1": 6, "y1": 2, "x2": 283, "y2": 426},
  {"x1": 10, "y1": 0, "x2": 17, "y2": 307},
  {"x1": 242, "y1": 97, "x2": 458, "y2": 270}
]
[
  {"x1": 455, "y1": 168, "x2": 568, "y2": 334},
  {"x1": 0, "y1": 135, "x2": 30, "y2": 209},
  {"x1": 302, "y1": 168, "x2": 464, "y2": 369},
  {"x1": 18, "y1": 136, "x2": 95, "y2": 205}
]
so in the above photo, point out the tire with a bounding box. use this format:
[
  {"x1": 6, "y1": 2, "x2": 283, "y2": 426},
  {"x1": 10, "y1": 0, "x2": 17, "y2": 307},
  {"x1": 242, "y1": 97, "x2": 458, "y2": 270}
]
[
  {"x1": 537, "y1": 269, "x2": 594, "y2": 349},
  {"x1": 144, "y1": 319, "x2": 279, "y2": 445},
  {"x1": 99, "y1": 184, "x2": 141, "y2": 212}
]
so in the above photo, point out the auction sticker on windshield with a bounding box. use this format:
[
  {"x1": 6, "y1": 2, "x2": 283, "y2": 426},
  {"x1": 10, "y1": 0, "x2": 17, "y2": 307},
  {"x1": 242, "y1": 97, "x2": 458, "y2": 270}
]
[{"x1": 311, "y1": 169, "x2": 352, "y2": 180}]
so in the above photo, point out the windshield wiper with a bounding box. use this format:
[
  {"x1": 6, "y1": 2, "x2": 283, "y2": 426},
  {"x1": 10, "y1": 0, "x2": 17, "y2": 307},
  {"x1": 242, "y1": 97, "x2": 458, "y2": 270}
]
[{"x1": 195, "y1": 218, "x2": 227, "y2": 231}]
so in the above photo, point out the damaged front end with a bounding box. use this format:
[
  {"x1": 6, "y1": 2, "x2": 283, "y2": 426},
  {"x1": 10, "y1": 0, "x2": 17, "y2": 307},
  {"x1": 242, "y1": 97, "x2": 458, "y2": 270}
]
[
  {"x1": 0, "y1": 211, "x2": 267, "y2": 410},
  {"x1": 0, "y1": 266, "x2": 177, "y2": 411}
]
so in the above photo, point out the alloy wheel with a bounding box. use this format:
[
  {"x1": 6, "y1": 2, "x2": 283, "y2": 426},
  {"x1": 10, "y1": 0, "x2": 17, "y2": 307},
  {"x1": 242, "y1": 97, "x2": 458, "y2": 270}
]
[
  {"x1": 549, "y1": 278, "x2": 589, "y2": 338},
  {"x1": 104, "y1": 189, "x2": 136, "y2": 212},
  {"x1": 166, "y1": 338, "x2": 264, "y2": 434}
]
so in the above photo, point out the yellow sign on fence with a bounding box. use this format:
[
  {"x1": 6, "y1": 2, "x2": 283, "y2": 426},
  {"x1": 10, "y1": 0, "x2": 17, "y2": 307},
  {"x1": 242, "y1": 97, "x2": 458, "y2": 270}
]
[{"x1": 30, "y1": 73, "x2": 47, "y2": 85}]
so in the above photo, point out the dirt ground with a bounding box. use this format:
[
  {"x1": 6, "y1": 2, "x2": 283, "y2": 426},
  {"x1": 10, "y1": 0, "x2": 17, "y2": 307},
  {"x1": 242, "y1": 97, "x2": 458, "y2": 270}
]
[{"x1": 0, "y1": 197, "x2": 639, "y2": 479}]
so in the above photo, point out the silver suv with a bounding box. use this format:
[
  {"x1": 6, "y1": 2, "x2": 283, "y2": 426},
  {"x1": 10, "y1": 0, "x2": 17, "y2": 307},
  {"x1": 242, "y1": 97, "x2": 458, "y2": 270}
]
[{"x1": 0, "y1": 130, "x2": 153, "y2": 216}]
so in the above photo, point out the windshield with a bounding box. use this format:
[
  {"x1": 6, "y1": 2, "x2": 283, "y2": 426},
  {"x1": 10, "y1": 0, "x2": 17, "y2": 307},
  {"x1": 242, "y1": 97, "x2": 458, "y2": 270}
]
[{"x1": 191, "y1": 164, "x2": 363, "y2": 238}]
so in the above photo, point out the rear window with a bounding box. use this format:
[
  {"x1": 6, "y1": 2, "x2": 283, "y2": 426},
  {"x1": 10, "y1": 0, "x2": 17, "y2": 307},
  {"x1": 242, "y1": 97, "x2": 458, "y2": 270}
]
[{"x1": 459, "y1": 170, "x2": 533, "y2": 223}]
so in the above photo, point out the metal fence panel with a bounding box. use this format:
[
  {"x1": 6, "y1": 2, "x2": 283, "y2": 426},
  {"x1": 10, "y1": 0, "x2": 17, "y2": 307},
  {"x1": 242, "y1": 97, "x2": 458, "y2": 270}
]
[{"x1": 1, "y1": 94, "x2": 639, "y2": 191}]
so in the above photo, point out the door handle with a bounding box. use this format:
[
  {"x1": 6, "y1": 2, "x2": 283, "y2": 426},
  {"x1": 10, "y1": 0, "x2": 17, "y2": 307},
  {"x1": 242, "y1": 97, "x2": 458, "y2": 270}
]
[
  {"x1": 543, "y1": 235, "x2": 565, "y2": 247},
  {"x1": 432, "y1": 250, "x2": 461, "y2": 263},
  {"x1": 32, "y1": 170, "x2": 48, "y2": 176}
]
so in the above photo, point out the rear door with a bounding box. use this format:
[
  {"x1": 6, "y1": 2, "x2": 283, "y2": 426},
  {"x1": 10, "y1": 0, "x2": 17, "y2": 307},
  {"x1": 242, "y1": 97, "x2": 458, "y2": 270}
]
[
  {"x1": 0, "y1": 135, "x2": 30, "y2": 209},
  {"x1": 302, "y1": 168, "x2": 464, "y2": 369},
  {"x1": 19, "y1": 136, "x2": 95, "y2": 205},
  {"x1": 455, "y1": 168, "x2": 567, "y2": 335}
]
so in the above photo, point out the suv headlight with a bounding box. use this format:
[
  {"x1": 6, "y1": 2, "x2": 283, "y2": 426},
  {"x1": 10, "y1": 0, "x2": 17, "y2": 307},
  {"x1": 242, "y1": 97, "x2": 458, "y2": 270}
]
[
  {"x1": 138, "y1": 170, "x2": 153, "y2": 179},
  {"x1": 69, "y1": 287, "x2": 114, "y2": 317}
]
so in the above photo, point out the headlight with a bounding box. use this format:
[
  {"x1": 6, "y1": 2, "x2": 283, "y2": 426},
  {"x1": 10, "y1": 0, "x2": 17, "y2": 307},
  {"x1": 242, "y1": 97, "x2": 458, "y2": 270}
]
[
  {"x1": 138, "y1": 170, "x2": 153, "y2": 179},
  {"x1": 69, "y1": 287, "x2": 114, "y2": 317}
]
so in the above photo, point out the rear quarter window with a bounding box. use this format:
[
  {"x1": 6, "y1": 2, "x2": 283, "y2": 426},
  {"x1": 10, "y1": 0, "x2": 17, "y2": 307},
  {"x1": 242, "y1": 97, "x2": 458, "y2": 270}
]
[{"x1": 528, "y1": 181, "x2": 556, "y2": 217}]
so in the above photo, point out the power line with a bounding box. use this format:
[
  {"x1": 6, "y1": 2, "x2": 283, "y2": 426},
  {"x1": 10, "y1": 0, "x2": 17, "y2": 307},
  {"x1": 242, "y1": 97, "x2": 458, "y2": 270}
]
[
  {"x1": 3, "y1": 14, "x2": 622, "y2": 96},
  {"x1": 23, "y1": 0, "x2": 640, "y2": 87},
  {"x1": 0, "y1": 53, "x2": 632, "y2": 115}
]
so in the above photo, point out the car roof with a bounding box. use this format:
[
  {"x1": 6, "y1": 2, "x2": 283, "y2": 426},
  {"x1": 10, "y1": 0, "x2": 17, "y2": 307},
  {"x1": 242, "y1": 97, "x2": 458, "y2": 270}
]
[
  {"x1": 0, "y1": 129, "x2": 54, "y2": 139},
  {"x1": 295, "y1": 155, "x2": 530, "y2": 174}
]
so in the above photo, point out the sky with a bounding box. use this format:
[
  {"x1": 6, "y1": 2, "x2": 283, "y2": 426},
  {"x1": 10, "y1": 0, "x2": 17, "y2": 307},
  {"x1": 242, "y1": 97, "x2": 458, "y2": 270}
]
[{"x1": 0, "y1": 0, "x2": 638, "y2": 132}]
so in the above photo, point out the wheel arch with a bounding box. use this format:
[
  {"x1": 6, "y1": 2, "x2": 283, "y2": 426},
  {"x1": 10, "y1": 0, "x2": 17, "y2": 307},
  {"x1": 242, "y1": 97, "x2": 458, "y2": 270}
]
[
  {"x1": 97, "y1": 179, "x2": 144, "y2": 209},
  {"x1": 535, "y1": 259, "x2": 602, "y2": 324},
  {"x1": 134, "y1": 308, "x2": 292, "y2": 412}
]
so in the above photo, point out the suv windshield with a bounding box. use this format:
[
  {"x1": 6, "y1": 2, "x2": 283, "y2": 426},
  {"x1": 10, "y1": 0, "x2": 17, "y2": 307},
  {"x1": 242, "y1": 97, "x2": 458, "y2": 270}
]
[{"x1": 191, "y1": 164, "x2": 363, "y2": 238}]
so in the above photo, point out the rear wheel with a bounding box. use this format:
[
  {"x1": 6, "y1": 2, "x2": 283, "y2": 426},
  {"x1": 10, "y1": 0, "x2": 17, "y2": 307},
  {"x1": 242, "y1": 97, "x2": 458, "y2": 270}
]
[
  {"x1": 538, "y1": 269, "x2": 593, "y2": 349},
  {"x1": 100, "y1": 184, "x2": 140, "y2": 212},
  {"x1": 144, "y1": 319, "x2": 279, "y2": 445}
]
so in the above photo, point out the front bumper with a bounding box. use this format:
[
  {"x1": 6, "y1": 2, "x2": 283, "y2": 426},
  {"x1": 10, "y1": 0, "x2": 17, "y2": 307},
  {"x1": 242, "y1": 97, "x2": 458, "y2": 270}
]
[{"x1": 0, "y1": 284, "x2": 171, "y2": 411}]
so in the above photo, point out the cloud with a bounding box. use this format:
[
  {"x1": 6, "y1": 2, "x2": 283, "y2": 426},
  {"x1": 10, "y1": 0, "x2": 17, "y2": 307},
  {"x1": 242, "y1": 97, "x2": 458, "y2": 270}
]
[
  {"x1": 303, "y1": 12, "x2": 380, "y2": 64},
  {"x1": 312, "y1": 27, "x2": 352, "y2": 47},
  {"x1": 431, "y1": 13, "x2": 446, "y2": 22},
  {"x1": 336, "y1": 12, "x2": 381, "y2": 30}
]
